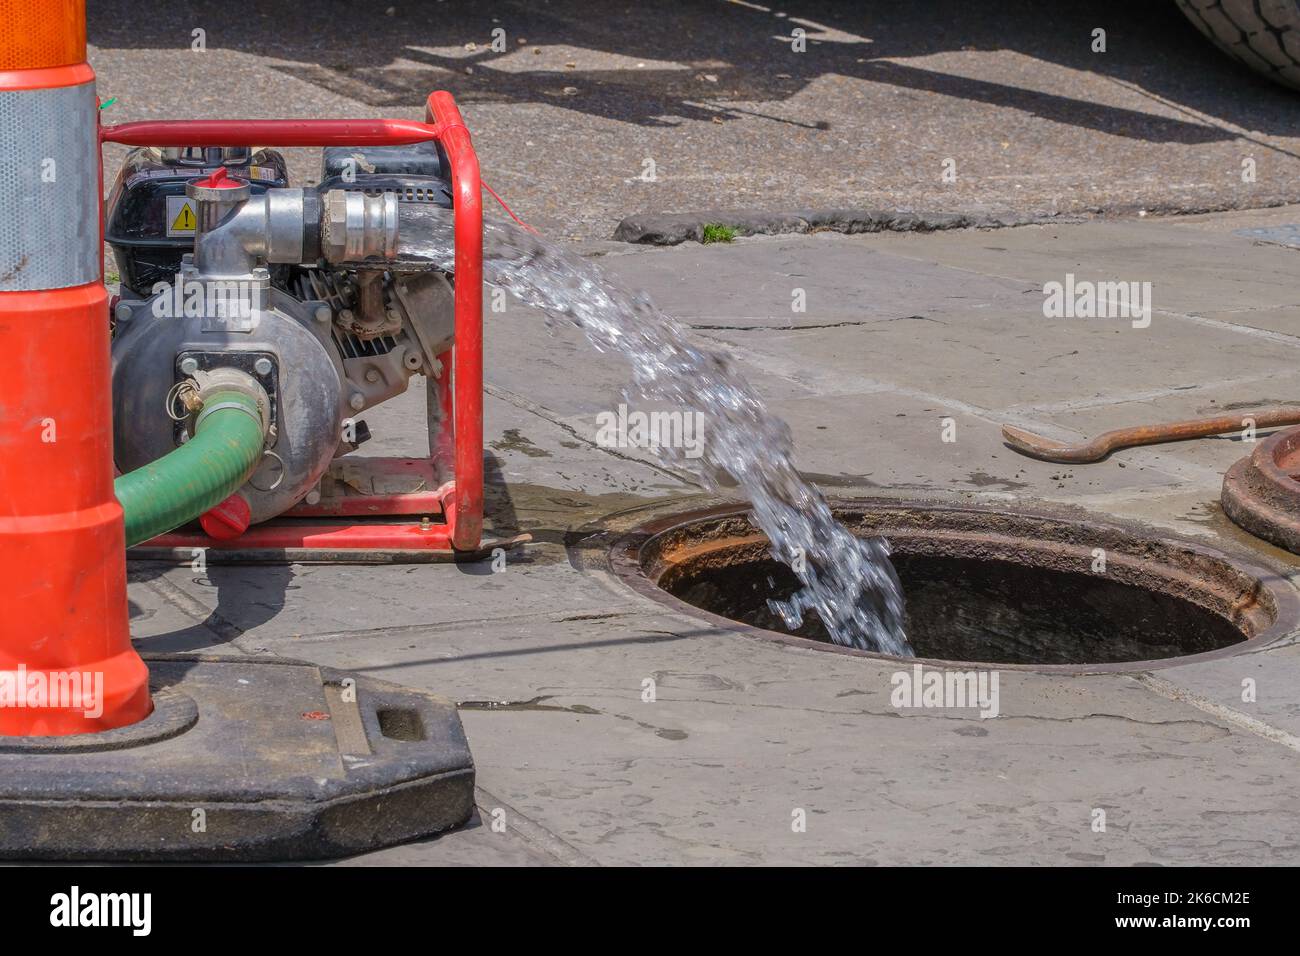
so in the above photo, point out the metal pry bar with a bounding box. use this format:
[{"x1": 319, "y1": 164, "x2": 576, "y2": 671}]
[{"x1": 1001, "y1": 406, "x2": 1300, "y2": 463}]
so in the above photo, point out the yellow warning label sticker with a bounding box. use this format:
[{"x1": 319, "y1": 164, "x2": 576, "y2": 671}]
[
  {"x1": 165, "y1": 196, "x2": 197, "y2": 237},
  {"x1": 172, "y1": 204, "x2": 195, "y2": 231}
]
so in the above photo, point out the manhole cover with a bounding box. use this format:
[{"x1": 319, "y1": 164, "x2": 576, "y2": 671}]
[{"x1": 611, "y1": 501, "x2": 1298, "y2": 671}]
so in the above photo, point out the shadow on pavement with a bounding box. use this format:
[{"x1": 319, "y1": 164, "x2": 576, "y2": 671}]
[{"x1": 89, "y1": 0, "x2": 1299, "y2": 143}]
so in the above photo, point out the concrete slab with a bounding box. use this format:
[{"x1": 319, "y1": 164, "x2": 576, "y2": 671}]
[
  {"x1": 150, "y1": 588, "x2": 1295, "y2": 865},
  {"x1": 1151, "y1": 641, "x2": 1300, "y2": 741},
  {"x1": 602, "y1": 234, "x2": 1035, "y2": 329},
  {"x1": 727, "y1": 390, "x2": 1186, "y2": 497},
  {"x1": 69, "y1": 0, "x2": 1300, "y2": 870},
  {"x1": 358, "y1": 384, "x2": 691, "y2": 516},
  {"x1": 998, "y1": 383, "x2": 1300, "y2": 484},
  {"x1": 870, "y1": 216, "x2": 1300, "y2": 322},
  {"x1": 142, "y1": 554, "x2": 642, "y2": 647},
  {"x1": 678, "y1": 280, "x2": 1290, "y2": 412},
  {"x1": 457, "y1": 666, "x2": 1300, "y2": 865},
  {"x1": 119, "y1": 210, "x2": 1300, "y2": 866}
]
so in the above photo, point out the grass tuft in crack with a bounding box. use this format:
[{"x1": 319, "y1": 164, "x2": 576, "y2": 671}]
[{"x1": 701, "y1": 223, "x2": 737, "y2": 244}]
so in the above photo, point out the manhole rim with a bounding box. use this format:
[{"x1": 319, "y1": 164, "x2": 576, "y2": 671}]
[
  {"x1": 1221, "y1": 425, "x2": 1300, "y2": 554},
  {"x1": 607, "y1": 497, "x2": 1300, "y2": 675}
]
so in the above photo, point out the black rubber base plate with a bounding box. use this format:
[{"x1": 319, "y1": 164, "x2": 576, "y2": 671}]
[{"x1": 0, "y1": 654, "x2": 474, "y2": 861}]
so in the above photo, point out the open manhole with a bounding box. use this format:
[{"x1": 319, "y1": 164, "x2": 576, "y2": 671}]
[{"x1": 611, "y1": 501, "x2": 1298, "y2": 671}]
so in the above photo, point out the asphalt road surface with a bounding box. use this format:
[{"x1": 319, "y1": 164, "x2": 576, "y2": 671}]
[{"x1": 90, "y1": 0, "x2": 1300, "y2": 237}]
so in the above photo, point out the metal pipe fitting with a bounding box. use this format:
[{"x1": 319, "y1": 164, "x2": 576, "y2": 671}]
[
  {"x1": 186, "y1": 173, "x2": 395, "y2": 278},
  {"x1": 187, "y1": 170, "x2": 318, "y2": 278},
  {"x1": 321, "y1": 189, "x2": 399, "y2": 263},
  {"x1": 191, "y1": 189, "x2": 315, "y2": 277}
]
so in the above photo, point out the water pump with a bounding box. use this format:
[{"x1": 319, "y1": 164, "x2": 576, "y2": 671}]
[{"x1": 99, "y1": 97, "x2": 485, "y2": 554}]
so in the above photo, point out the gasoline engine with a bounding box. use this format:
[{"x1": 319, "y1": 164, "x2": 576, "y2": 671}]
[{"x1": 106, "y1": 143, "x2": 456, "y2": 526}]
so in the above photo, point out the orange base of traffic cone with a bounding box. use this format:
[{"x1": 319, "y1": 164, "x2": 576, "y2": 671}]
[{"x1": 0, "y1": 283, "x2": 151, "y2": 735}]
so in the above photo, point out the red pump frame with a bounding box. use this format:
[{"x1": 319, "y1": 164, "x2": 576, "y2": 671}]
[{"x1": 99, "y1": 92, "x2": 484, "y2": 554}]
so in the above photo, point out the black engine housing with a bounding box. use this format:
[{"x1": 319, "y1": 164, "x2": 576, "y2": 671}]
[
  {"x1": 318, "y1": 140, "x2": 453, "y2": 207},
  {"x1": 104, "y1": 146, "x2": 290, "y2": 299},
  {"x1": 105, "y1": 140, "x2": 454, "y2": 300}
]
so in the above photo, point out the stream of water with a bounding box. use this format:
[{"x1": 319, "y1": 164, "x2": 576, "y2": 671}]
[{"x1": 394, "y1": 207, "x2": 912, "y2": 656}]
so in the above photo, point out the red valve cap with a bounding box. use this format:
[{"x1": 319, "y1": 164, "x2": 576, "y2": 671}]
[
  {"x1": 192, "y1": 166, "x2": 243, "y2": 189},
  {"x1": 200, "y1": 493, "x2": 252, "y2": 541}
]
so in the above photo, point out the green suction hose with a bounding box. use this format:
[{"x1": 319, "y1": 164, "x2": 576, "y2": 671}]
[{"x1": 115, "y1": 387, "x2": 267, "y2": 548}]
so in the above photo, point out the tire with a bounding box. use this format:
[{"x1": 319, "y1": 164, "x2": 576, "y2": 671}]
[{"x1": 1175, "y1": 0, "x2": 1300, "y2": 90}]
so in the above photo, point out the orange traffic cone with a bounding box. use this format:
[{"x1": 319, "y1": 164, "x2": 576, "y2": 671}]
[{"x1": 0, "y1": 0, "x2": 150, "y2": 734}]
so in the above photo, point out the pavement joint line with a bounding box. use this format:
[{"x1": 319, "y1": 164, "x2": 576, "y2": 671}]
[
  {"x1": 868, "y1": 249, "x2": 1300, "y2": 350},
  {"x1": 472, "y1": 785, "x2": 600, "y2": 867},
  {"x1": 137, "y1": 574, "x2": 256, "y2": 654},
  {"x1": 351, "y1": 626, "x2": 721, "y2": 673},
  {"x1": 484, "y1": 381, "x2": 702, "y2": 487},
  {"x1": 1047, "y1": 488, "x2": 1219, "y2": 512},
  {"x1": 1004, "y1": 371, "x2": 1296, "y2": 415},
  {"x1": 1204, "y1": 301, "x2": 1300, "y2": 315},
  {"x1": 271, "y1": 605, "x2": 649, "y2": 645},
  {"x1": 612, "y1": 207, "x2": 1050, "y2": 245},
  {"x1": 679, "y1": 314, "x2": 933, "y2": 332},
  {"x1": 1142, "y1": 455, "x2": 1251, "y2": 483},
  {"x1": 1158, "y1": 307, "x2": 1300, "y2": 348},
  {"x1": 489, "y1": 686, "x2": 1234, "y2": 727},
  {"x1": 1131, "y1": 674, "x2": 1300, "y2": 755},
  {"x1": 1082, "y1": 450, "x2": 1241, "y2": 485},
  {"x1": 692, "y1": 328, "x2": 1072, "y2": 429}
]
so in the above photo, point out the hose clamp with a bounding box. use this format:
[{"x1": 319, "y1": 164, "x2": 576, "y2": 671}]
[
  {"x1": 194, "y1": 399, "x2": 265, "y2": 433},
  {"x1": 189, "y1": 368, "x2": 272, "y2": 439}
]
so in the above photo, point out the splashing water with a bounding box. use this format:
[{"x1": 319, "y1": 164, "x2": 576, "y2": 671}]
[{"x1": 393, "y1": 206, "x2": 912, "y2": 656}]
